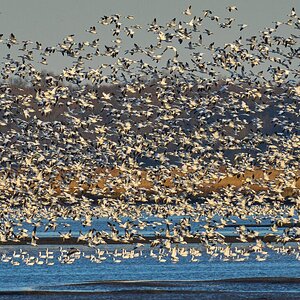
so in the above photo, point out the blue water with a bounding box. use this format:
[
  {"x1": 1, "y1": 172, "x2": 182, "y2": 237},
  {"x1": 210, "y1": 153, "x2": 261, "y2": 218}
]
[
  {"x1": 12, "y1": 216, "x2": 289, "y2": 238},
  {"x1": 2, "y1": 215, "x2": 300, "y2": 299},
  {"x1": 0, "y1": 245, "x2": 299, "y2": 299}
]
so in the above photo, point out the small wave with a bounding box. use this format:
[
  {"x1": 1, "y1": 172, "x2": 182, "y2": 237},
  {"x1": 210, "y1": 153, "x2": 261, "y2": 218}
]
[
  {"x1": 63, "y1": 277, "x2": 300, "y2": 287},
  {"x1": 213, "y1": 277, "x2": 300, "y2": 284},
  {"x1": 1, "y1": 278, "x2": 299, "y2": 299}
]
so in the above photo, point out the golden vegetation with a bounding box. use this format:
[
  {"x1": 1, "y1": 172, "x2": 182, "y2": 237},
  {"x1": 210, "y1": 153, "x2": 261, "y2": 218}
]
[{"x1": 47, "y1": 167, "x2": 300, "y2": 199}]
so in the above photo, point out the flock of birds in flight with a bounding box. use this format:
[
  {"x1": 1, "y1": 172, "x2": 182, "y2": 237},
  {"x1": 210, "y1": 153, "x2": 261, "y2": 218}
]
[{"x1": 0, "y1": 5, "x2": 299, "y2": 266}]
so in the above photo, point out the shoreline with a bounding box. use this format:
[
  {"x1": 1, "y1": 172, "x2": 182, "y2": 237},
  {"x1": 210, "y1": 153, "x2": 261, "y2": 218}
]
[{"x1": 0, "y1": 235, "x2": 298, "y2": 246}]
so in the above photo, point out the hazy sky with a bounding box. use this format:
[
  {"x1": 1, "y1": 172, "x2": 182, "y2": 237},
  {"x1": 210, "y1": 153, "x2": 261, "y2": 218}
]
[{"x1": 0, "y1": 0, "x2": 298, "y2": 72}]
